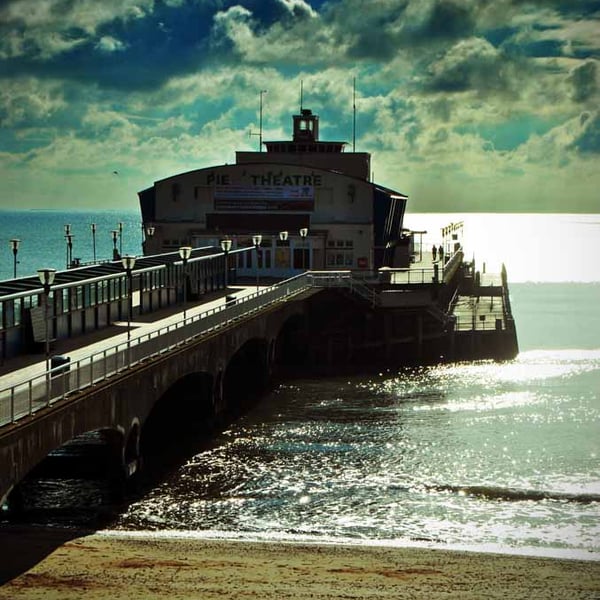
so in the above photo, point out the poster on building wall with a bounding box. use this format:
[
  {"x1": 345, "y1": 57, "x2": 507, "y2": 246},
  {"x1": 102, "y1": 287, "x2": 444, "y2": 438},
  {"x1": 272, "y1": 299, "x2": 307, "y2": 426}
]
[
  {"x1": 214, "y1": 185, "x2": 314, "y2": 211},
  {"x1": 275, "y1": 247, "x2": 290, "y2": 268}
]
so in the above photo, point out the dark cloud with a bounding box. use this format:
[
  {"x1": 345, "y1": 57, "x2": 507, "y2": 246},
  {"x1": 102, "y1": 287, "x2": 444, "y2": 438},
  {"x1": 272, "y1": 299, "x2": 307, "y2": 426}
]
[
  {"x1": 335, "y1": 0, "x2": 476, "y2": 61},
  {"x1": 568, "y1": 61, "x2": 598, "y2": 102},
  {"x1": 571, "y1": 111, "x2": 600, "y2": 153},
  {"x1": 0, "y1": 0, "x2": 317, "y2": 89},
  {"x1": 416, "y1": 0, "x2": 476, "y2": 40},
  {"x1": 422, "y1": 37, "x2": 516, "y2": 95},
  {"x1": 0, "y1": 1, "x2": 218, "y2": 88},
  {"x1": 427, "y1": 98, "x2": 453, "y2": 122},
  {"x1": 223, "y1": 0, "x2": 315, "y2": 30}
]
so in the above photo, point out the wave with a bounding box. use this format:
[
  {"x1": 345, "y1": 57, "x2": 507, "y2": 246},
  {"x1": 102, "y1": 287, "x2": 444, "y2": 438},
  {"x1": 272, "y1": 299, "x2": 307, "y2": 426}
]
[
  {"x1": 428, "y1": 484, "x2": 600, "y2": 504},
  {"x1": 518, "y1": 349, "x2": 600, "y2": 362}
]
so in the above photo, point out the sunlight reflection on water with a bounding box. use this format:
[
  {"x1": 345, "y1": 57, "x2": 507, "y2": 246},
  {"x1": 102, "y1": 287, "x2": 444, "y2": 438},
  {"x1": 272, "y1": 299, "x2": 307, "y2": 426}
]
[{"x1": 107, "y1": 349, "x2": 600, "y2": 558}]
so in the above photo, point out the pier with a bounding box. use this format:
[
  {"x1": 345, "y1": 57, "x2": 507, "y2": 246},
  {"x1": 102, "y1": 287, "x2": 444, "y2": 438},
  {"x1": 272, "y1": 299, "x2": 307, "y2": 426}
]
[{"x1": 0, "y1": 245, "x2": 517, "y2": 511}]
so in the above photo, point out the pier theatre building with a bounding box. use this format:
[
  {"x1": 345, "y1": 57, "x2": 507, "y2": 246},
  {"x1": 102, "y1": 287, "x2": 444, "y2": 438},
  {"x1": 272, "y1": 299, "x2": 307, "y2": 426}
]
[{"x1": 139, "y1": 109, "x2": 409, "y2": 277}]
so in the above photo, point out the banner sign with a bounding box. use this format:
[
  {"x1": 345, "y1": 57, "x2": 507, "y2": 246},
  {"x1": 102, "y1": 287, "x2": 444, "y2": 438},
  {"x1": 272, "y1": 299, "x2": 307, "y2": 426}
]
[{"x1": 214, "y1": 185, "x2": 314, "y2": 211}]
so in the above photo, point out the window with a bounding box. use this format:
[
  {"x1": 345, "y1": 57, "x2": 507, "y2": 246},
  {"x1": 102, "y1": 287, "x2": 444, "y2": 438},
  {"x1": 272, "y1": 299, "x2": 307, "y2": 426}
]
[{"x1": 14, "y1": 298, "x2": 21, "y2": 326}]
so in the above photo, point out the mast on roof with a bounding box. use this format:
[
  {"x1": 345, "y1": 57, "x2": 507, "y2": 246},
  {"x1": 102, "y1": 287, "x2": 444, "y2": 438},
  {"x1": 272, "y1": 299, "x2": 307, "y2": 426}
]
[{"x1": 352, "y1": 77, "x2": 356, "y2": 152}]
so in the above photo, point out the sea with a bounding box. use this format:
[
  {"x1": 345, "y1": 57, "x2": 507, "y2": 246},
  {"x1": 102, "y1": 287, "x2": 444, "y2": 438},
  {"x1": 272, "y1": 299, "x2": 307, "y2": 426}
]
[{"x1": 1, "y1": 210, "x2": 599, "y2": 561}]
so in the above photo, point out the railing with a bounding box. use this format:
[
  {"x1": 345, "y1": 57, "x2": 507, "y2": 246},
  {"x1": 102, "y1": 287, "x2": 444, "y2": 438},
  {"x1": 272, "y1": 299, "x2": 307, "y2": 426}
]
[
  {"x1": 453, "y1": 315, "x2": 506, "y2": 332},
  {"x1": 0, "y1": 273, "x2": 312, "y2": 427},
  {"x1": 0, "y1": 266, "x2": 472, "y2": 427},
  {"x1": 383, "y1": 268, "x2": 437, "y2": 285},
  {"x1": 308, "y1": 271, "x2": 379, "y2": 306}
]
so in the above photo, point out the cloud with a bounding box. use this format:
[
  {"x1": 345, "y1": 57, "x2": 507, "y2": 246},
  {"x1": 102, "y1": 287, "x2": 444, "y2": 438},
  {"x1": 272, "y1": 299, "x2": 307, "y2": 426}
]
[
  {"x1": 276, "y1": 0, "x2": 317, "y2": 19},
  {"x1": 0, "y1": 0, "x2": 152, "y2": 60},
  {"x1": 0, "y1": 77, "x2": 67, "y2": 127},
  {"x1": 95, "y1": 36, "x2": 127, "y2": 53},
  {"x1": 570, "y1": 110, "x2": 600, "y2": 154},
  {"x1": 568, "y1": 60, "x2": 598, "y2": 102},
  {"x1": 422, "y1": 37, "x2": 515, "y2": 94},
  {"x1": 209, "y1": 1, "x2": 325, "y2": 65},
  {"x1": 0, "y1": 0, "x2": 599, "y2": 213}
]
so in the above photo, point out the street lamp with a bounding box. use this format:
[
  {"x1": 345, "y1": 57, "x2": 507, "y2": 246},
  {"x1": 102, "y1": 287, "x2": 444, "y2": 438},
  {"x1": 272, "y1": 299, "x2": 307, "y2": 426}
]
[
  {"x1": 121, "y1": 255, "x2": 136, "y2": 343},
  {"x1": 111, "y1": 229, "x2": 119, "y2": 260},
  {"x1": 91, "y1": 223, "x2": 97, "y2": 263},
  {"x1": 118, "y1": 221, "x2": 124, "y2": 257},
  {"x1": 252, "y1": 234, "x2": 262, "y2": 291},
  {"x1": 10, "y1": 239, "x2": 20, "y2": 279},
  {"x1": 144, "y1": 225, "x2": 155, "y2": 254},
  {"x1": 220, "y1": 238, "x2": 232, "y2": 290},
  {"x1": 65, "y1": 233, "x2": 74, "y2": 269},
  {"x1": 37, "y1": 268, "x2": 56, "y2": 400},
  {"x1": 279, "y1": 230, "x2": 289, "y2": 271},
  {"x1": 64, "y1": 224, "x2": 71, "y2": 267},
  {"x1": 178, "y1": 246, "x2": 192, "y2": 320},
  {"x1": 299, "y1": 227, "x2": 308, "y2": 271}
]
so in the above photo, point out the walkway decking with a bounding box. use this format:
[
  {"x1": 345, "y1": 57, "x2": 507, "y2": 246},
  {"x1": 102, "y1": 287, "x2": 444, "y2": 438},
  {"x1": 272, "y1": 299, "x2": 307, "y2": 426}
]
[{"x1": 0, "y1": 286, "x2": 257, "y2": 390}]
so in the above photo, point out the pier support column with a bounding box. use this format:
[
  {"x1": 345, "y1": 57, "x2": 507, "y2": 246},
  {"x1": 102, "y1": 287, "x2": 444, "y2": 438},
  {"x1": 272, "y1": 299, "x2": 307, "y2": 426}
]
[
  {"x1": 416, "y1": 315, "x2": 423, "y2": 360},
  {"x1": 213, "y1": 370, "x2": 227, "y2": 421},
  {"x1": 123, "y1": 423, "x2": 142, "y2": 480},
  {"x1": 2, "y1": 484, "x2": 24, "y2": 516},
  {"x1": 384, "y1": 313, "x2": 392, "y2": 361}
]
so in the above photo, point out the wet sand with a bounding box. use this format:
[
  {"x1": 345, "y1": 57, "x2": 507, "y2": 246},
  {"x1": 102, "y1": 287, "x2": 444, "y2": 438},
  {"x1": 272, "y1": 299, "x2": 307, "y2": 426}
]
[{"x1": 1, "y1": 526, "x2": 599, "y2": 599}]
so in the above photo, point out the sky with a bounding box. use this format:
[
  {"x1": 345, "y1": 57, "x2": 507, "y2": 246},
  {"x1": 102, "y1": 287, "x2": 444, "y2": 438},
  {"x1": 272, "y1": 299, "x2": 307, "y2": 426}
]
[{"x1": 0, "y1": 0, "x2": 599, "y2": 213}]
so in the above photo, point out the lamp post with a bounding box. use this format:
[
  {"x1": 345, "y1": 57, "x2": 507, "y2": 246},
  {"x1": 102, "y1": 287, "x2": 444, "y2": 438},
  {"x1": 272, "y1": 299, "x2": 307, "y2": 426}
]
[
  {"x1": 64, "y1": 224, "x2": 71, "y2": 268},
  {"x1": 10, "y1": 239, "x2": 20, "y2": 279},
  {"x1": 299, "y1": 227, "x2": 308, "y2": 271},
  {"x1": 279, "y1": 230, "x2": 288, "y2": 272},
  {"x1": 121, "y1": 255, "x2": 136, "y2": 343},
  {"x1": 252, "y1": 234, "x2": 262, "y2": 291},
  {"x1": 118, "y1": 221, "x2": 124, "y2": 257},
  {"x1": 65, "y1": 234, "x2": 74, "y2": 269},
  {"x1": 91, "y1": 223, "x2": 97, "y2": 263},
  {"x1": 220, "y1": 238, "x2": 232, "y2": 290},
  {"x1": 178, "y1": 246, "x2": 192, "y2": 320},
  {"x1": 37, "y1": 268, "x2": 56, "y2": 400},
  {"x1": 111, "y1": 229, "x2": 119, "y2": 260},
  {"x1": 144, "y1": 225, "x2": 155, "y2": 254}
]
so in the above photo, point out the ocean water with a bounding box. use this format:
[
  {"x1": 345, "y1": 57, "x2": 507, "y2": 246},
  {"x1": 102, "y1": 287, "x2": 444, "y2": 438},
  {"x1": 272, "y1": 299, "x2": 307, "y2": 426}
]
[
  {"x1": 0, "y1": 209, "x2": 142, "y2": 281},
  {"x1": 3, "y1": 212, "x2": 600, "y2": 560}
]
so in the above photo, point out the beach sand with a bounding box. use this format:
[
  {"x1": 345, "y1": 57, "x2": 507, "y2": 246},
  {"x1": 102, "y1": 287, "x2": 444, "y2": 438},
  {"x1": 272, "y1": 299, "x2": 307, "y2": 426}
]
[{"x1": 0, "y1": 526, "x2": 599, "y2": 599}]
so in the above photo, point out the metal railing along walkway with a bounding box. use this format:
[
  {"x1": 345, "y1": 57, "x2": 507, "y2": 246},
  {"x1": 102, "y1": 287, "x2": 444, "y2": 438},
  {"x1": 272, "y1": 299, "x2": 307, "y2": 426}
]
[{"x1": 0, "y1": 271, "x2": 383, "y2": 427}]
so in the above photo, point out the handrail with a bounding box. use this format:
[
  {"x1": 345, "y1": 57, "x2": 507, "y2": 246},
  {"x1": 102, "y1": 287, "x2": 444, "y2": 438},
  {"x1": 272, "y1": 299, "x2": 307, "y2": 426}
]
[
  {"x1": 1, "y1": 267, "x2": 488, "y2": 427},
  {"x1": 1, "y1": 272, "x2": 371, "y2": 426}
]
